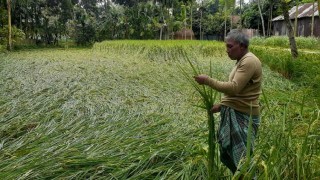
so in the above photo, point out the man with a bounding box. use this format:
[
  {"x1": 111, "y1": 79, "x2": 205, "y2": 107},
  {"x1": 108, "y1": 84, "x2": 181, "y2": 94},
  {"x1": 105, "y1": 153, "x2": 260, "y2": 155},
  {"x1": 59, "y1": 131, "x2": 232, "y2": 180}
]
[{"x1": 194, "y1": 29, "x2": 262, "y2": 174}]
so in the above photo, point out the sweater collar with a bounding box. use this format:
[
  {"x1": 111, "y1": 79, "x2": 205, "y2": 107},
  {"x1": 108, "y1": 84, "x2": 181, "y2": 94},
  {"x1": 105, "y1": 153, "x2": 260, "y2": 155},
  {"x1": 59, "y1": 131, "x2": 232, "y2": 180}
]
[{"x1": 236, "y1": 52, "x2": 251, "y2": 64}]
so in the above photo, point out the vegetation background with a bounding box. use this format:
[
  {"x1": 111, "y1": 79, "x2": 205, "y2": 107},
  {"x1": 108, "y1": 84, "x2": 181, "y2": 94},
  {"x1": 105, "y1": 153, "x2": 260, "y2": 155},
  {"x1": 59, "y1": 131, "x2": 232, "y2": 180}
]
[{"x1": 0, "y1": 0, "x2": 319, "y2": 179}]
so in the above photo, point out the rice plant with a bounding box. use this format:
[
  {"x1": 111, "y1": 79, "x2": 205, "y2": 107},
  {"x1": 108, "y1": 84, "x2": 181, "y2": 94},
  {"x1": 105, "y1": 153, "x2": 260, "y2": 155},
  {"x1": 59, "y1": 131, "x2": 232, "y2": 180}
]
[
  {"x1": 177, "y1": 49, "x2": 219, "y2": 179},
  {"x1": 0, "y1": 41, "x2": 319, "y2": 179}
]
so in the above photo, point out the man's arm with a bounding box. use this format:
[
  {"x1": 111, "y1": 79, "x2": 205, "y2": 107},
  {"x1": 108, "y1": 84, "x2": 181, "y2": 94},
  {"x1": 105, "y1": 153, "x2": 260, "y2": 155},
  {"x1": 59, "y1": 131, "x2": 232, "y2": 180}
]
[{"x1": 197, "y1": 58, "x2": 256, "y2": 95}]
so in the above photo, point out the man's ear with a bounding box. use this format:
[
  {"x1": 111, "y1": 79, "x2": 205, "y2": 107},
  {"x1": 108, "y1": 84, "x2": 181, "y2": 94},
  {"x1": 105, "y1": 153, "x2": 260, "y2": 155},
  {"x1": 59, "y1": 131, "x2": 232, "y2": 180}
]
[{"x1": 239, "y1": 43, "x2": 248, "y2": 49}]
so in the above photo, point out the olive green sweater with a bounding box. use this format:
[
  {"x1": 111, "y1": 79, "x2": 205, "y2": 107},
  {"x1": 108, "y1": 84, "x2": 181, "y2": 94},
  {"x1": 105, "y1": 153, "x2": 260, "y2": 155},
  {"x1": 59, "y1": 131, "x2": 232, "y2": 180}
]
[{"x1": 204, "y1": 52, "x2": 262, "y2": 115}]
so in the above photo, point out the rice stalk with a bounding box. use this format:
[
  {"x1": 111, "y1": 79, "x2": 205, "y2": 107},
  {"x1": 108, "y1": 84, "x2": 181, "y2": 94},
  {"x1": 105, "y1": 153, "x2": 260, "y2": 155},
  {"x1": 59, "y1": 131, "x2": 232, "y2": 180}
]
[{"x1": 177, "y1": 49, "x2": 218, "y2": 179}]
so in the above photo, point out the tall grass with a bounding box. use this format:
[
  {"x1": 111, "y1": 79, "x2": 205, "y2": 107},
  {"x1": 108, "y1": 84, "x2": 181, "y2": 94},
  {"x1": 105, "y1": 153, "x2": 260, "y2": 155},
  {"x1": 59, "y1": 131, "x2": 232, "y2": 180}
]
[
  {"x1": 251, "y1": 36, "x2": 320, "y2": 50},
  {"x1": 250, "y1": 46, "x2": 320, "y2": 103}
]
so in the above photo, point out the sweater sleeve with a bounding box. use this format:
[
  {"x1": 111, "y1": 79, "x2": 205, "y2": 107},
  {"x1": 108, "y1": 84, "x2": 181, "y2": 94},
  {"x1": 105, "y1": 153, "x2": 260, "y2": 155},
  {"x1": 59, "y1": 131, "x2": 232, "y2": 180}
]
[{"x1": 204, "y1": 57, "x2": 256, "y2": 95}]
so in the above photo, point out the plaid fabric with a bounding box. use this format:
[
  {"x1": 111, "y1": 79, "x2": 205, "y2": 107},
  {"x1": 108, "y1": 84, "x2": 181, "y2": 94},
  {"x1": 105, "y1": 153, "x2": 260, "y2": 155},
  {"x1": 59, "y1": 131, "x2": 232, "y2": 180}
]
[{"x1": 218, "y1": 105, "x2": 260, "y2": 173}]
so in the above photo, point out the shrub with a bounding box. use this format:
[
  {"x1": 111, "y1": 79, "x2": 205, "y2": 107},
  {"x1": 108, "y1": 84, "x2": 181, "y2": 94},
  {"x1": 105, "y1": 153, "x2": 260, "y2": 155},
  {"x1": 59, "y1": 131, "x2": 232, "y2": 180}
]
[
  {"x1": 0, "y1": 25, "x2": 25, "y2": 48},
  {"x1": 0, "y1": 44, "x2": 5, "y2": 52}
]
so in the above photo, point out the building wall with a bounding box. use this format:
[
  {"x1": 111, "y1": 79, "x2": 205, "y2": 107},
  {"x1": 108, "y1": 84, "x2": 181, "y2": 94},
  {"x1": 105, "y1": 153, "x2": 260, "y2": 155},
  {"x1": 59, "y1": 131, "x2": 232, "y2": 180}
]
[
  {"x1": 242, "y1": 29, "x2": 260, "y2": 38},
  {"x1": 273, "y1": 17, "x2": 320, "y2": 37}
]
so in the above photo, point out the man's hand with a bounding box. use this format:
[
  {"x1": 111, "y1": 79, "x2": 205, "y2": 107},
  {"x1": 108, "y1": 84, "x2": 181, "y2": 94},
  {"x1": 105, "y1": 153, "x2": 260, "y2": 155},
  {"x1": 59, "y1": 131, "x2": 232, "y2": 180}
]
[
  {"x1": 210, "y1": 104, "x2": 221, "y2": 113},
  {"x1": 194, "y1": 74, "x2": 209, "y2": 85}
]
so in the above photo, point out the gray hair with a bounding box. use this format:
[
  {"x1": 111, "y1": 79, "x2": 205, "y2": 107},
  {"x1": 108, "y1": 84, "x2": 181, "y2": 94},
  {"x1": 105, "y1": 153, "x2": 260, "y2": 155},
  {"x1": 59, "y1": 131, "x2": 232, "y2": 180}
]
[{"x1": 225, "y1": 29, "x2": 249, "y2": 48}]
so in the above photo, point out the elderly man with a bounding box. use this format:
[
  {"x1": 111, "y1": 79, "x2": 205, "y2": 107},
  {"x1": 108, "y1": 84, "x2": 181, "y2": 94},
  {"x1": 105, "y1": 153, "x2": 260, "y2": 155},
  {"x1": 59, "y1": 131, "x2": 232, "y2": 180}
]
[{"x1": 194, "y1": 29, "x2": 262, "y2": 173}]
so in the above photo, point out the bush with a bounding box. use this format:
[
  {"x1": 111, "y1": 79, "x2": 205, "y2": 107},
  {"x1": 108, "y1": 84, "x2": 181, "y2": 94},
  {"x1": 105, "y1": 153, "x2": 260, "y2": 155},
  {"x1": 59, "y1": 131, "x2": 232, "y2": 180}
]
[
  {"x1": 0, "y1": 25, "x2": 25, "y2": 48},
  {"x1": 74, "y1": 23, "x2": 96, "y2": 46},
  {"x1": 0, "y1": 44, "x2": 5, "y2": 52},
  {"x1": 295, "y1": 36, "x2": 320, "y2": 49}
]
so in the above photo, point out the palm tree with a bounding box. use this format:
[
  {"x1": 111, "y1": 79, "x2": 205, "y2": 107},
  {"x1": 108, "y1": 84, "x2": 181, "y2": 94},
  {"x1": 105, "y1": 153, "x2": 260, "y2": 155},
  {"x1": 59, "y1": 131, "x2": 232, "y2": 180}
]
[{"x1": 223, "y1": 0, "x2": 235, "y2": 38}]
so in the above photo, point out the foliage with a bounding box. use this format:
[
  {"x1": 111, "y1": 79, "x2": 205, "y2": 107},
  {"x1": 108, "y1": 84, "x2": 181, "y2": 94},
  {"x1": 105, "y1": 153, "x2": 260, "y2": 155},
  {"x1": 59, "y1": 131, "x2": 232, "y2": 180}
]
[
  {"x1": 0, "y1": 25, "x2": 25, "y2": 47},
  {"x1": 0, "y1": 0, "x2": 242, "y2": 44},
  {"x1": 1, "y1": 0, "x2": 77, "y2": 45},
  {"x1": 70, "y1": 5, "x2": 97, "y2": 46},
  {"x1": 242, "y1": 3, "x2": 262, "y2": 29},
  {"x1": 202, "y1": 12, "x2": 229, "y2": 39},
  {"x1": 0, "y1": 44, "x2": 4, "y2": 52},
  {"x1": 0, "y1": 2, "x2": 6, "y2": 28}
]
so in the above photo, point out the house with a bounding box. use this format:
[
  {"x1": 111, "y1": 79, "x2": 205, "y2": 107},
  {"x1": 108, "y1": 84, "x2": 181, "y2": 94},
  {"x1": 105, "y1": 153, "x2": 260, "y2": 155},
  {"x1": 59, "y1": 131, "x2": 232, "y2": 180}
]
[
  {"x1": 230, "y1": 16, "x2": 259, "y2": 38},
  {"x1": 272, "y1": 2, "x2": 319, "y2": 37},
  {"x1": 174, "y1": 28, "x2": 195, "y2": 40}
]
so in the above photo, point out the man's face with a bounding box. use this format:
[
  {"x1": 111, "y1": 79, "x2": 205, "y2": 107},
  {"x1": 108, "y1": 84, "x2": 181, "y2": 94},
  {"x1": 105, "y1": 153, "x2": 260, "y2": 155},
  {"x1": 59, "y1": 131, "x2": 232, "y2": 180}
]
[{"x1": 225, "y1": 39, "x2": 243, "y2": 60}]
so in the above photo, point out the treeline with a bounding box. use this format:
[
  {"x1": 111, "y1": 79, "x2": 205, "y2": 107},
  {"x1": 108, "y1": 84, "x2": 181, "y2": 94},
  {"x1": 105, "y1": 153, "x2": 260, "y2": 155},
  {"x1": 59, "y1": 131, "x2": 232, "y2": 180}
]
[{"x1": 0, "y1": 0, "x2": 287, "y2": 47}]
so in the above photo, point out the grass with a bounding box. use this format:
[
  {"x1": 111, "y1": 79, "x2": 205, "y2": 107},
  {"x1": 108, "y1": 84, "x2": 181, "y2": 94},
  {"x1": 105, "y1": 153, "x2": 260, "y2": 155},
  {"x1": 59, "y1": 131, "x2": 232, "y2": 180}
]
[
  {"x1": 251, "y1": 36, "x2": 320, "y2": 51},
  {"x1": 0, "y1": 48, "x2": 208, "y2": 179},
  {"x1": 0, "y1": 41, "x2": 319, "y2": 179}
]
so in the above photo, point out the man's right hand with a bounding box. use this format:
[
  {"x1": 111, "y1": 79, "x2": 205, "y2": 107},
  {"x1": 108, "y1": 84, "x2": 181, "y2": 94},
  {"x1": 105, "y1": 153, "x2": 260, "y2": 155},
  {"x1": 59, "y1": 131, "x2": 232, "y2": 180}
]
[{"x1": 210, "y1": 104, "x2": 221, "y2": 113}]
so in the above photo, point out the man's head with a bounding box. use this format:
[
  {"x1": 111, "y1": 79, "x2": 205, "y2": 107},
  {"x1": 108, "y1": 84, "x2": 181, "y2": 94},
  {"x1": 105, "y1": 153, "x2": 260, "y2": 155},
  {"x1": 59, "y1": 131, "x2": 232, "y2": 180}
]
[{"x1": 225, "y1": 29, "x2": 249, "y2": 61}]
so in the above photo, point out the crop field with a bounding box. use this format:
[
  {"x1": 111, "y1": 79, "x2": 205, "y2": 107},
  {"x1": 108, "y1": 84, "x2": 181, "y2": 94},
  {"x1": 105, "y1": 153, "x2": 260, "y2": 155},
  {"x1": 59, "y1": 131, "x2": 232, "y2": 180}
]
[{"x1": 0, "y1": 41, "x2": 319, "y2": 179}]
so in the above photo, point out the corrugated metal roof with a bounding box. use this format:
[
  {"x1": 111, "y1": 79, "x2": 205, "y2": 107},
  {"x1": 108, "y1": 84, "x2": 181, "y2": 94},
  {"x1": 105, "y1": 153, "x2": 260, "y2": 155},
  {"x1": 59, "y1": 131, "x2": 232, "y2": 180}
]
[{"x1": 272, "y1": 2, "x2": 318, "y2": 21}]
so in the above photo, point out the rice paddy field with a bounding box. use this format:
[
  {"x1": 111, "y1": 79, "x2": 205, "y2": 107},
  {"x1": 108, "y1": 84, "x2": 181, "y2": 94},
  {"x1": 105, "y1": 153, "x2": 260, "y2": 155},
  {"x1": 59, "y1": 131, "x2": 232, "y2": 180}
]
[{"x1": 0, "y1": 41, "x2": 319, "y2": 179}]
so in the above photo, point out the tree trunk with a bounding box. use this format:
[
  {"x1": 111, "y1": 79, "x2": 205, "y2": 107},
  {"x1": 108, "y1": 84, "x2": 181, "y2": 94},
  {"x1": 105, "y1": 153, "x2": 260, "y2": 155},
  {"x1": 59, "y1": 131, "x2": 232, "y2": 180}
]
[
  {"x1": 224, "y1": 1, "x2": 227, "y2": 38},
  {"x1": 239, "y1": 0, "x2": 242, "y2": 29},
  {"x1": 200, "y1": 10, "x2": 202, "y2": 40},
  {"x1": 7, "y1": 0, "x2": 12, "y2": 51},
  {"x1": 160, "y1": 25, "x2": 163, "y2": 40},
  {"x1": 184, "y1": 23, "x2": 186, "y2": 40},
  {"x1": 281, "y1": 0, "x2": 298, "y2": 58},
  {"x1": 311, "y1": 0, "x2": 315, "y2": 36},
  {"x1": 294, "y1": 1, "x2": 298, "y2": 37},
  {"x1": 190, "y1": 2, "x2": 193, "y2": 40},
  {"x1": 257, "y1": 0, "x2": 265, "y2": 36},
  {"x1": 268, "y1": 3, "x2": 273, "y2": 36},
  {"x1": 224, "y1": 14, "x2": 227, "y2": 39}
]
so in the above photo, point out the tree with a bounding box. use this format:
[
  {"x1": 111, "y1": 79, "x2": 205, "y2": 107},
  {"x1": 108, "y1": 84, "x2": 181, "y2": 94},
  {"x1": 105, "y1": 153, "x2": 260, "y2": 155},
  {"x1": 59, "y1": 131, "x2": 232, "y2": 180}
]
[
  {"x1": 7, "y1": 0, "x2": 12, "y2": 50},
  {"x1": 257, "y1": 0, "x2": 266, "y2": 36},
  {"x1": 72, "y1": 4, "x2": 97, "y2": 45},
  {"x1": 222, "y1": 0, "x2": 235, "y2": 37},
  {"x1": 242, "y1": 3, "x2": 261, "y2": 29},
  {"x1": 294, "y1": 0, "x2": 298, "y2": 36},
  {"x1": 267, "y1": 0, "x2": 274, "y2": 36},
  {"x1": 280, "y1": 0, "x2": 298, "y2": 58},
  {"x1": 311, "y1": 0, "x2": 315, "y2": 36}
]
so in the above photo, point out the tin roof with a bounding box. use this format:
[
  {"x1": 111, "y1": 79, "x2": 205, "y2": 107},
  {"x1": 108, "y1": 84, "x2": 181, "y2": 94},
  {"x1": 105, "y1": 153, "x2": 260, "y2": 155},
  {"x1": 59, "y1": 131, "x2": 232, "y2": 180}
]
[{"x1": 272, "y1": 2, "x2": 319, "y2": 21}]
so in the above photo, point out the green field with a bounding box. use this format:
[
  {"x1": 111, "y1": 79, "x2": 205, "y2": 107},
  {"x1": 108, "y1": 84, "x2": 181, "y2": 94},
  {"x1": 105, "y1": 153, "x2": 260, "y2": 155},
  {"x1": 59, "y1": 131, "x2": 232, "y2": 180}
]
[{"x1": 0, "y1": 41, "x2": 319, "y2": 179}]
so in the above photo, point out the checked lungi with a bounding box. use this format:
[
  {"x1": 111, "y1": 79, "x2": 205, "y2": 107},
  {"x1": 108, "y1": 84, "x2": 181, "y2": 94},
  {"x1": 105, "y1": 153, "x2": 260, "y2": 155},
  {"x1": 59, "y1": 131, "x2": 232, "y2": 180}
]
[{"x1": 218, "y1": 105, "x2": 260, "y2": 173}]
